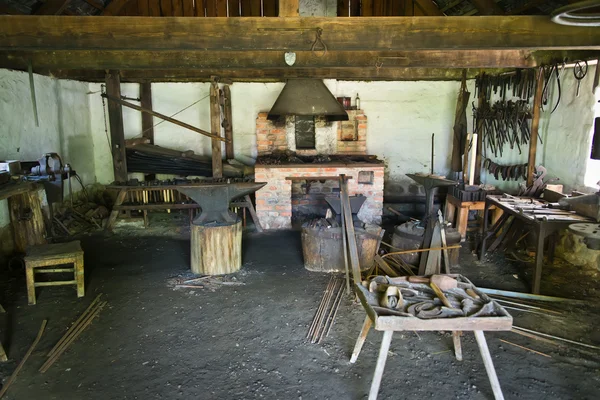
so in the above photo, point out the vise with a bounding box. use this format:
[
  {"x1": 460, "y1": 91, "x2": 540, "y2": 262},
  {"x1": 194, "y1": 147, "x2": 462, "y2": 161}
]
[{"x1": 177, "y1": 181, "x2": 266, "y2": 225}]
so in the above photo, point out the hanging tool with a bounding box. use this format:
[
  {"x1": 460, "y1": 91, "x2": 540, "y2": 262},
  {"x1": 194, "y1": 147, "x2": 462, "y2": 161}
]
[{"x1": 574, "y1": 60, "x2": 588, "y2": 97}]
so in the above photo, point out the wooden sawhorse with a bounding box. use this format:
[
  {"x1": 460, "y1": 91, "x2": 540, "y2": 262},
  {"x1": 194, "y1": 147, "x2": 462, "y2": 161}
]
[{"x1": 351, "y1": 281, "x2": 512, "y2": 400}]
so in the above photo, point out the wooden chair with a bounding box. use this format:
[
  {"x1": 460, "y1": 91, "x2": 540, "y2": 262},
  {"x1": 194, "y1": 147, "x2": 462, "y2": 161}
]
[{"x1": 24, "y1": 241, "x2": 84, "y2": 305}]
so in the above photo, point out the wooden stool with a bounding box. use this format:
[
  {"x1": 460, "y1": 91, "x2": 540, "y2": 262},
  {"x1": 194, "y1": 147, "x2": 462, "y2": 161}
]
[
  {"x1": 24, "y1": 241, "x2": 84, "y2": 305},
  {"x1": 445, "y1": 194, "x2": 502, "y2": 241}
]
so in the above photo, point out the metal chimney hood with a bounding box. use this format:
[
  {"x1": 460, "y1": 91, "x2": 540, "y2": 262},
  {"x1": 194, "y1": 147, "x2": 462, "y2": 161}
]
[{"x1": 267, "y1": 79, "x2": 349, "y2": 121}]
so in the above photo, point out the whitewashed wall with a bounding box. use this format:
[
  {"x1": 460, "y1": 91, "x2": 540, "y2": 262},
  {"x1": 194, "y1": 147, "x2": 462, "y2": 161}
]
[{"x1": 0, "y1": 69, "x2": 92, "y2": 230}]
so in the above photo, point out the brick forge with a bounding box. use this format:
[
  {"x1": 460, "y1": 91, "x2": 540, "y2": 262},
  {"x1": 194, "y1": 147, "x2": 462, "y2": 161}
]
[{"x1": 255, "y1": 165, "x2": 384, "y2": 230}]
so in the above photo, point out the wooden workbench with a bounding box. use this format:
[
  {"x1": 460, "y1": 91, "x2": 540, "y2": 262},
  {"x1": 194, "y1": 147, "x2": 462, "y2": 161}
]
[
  {"x1": 351, "y1": 275, "x2": 512, "y2": 400},
  {"x1": 480, "y1": 195, "x2": 591, "y2": 294}
]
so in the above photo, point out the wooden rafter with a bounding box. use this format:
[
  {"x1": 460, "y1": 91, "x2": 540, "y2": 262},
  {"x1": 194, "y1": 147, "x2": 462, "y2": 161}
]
[
  {"x1": 470, "y1": 0, "x2": 504, "y2": 15},
  {"x1": 102, "y1": 0, "x2": 133, "y2": 15},
  {"x1": 414, "y1": 0, "x2": 444, "y2": 16},
  {"x1": 35, "y1": 0, "x2": 73, "y2": 15},
  {"x1": 0, "y1": 16, "x2": 598, "y2": 52}
]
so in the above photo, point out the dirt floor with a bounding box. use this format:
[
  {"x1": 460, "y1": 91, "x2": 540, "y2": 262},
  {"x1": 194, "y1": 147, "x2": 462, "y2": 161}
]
[{"x1": 0, "y1": 219, "x2": 599, "y2": 400}]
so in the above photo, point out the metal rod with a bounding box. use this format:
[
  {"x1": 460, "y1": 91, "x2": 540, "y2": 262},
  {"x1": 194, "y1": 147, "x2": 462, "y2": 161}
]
[
  {"x1": 431, "y1": 133, "x2": 435, "y2": 174},
  {"x1": 28, "y1": 61, "x2": 39, "y2": 127}
]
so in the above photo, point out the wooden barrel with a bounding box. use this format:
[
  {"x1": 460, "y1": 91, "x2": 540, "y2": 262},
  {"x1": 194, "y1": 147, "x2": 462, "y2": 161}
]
[
  {"x1": 301, "y1": 224, "x2": 382, "y2": 273},
  {"x1": 190, "y1": 219, "x2": 242, "y2": 275}
]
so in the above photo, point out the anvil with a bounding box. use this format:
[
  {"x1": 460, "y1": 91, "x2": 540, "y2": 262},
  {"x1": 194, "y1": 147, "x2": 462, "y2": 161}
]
[
  {"x1": 406, "y1": 173, "x2": 458, "y2": 220},
  {"x1": 176, "y1": 182, "x2": 266, "y2": 225}
]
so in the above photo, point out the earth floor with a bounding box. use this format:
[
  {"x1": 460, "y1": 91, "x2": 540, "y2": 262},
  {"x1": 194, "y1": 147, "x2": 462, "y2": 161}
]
[{"x1": 0, "y1": 218, "x2": 599, "y2": 400}]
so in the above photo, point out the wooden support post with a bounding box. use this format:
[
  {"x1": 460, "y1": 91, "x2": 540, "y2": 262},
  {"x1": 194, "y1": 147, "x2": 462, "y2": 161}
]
[
  {"x1": 279, "y1": 0, "x2": 299, "y2": 16},
  {"x1": 210, "y1": 81, "x2": 223, "y2": 178},
  {"x1": 222, "y1": 85, "x2": 234, "y2": 160},
  {"x1": 527, "y1": 67, "x2": 545, "y2": 187},
  {"x1": 105, "y1": 70, "x2": 128, "y2": 183},
  {"x1": 140, "y1": 81, "x2": 155, "y2": 181},
  {"x1": 140, "y1": 81, "x2": 154, "y2": 144},
  {"x1": 474, "y1": 89, "x2": 485, "y2": 184},
  {"x1": 369, "y1": 330, "x2": 394, "y2": 400},
  {"x1": 8, "y1": 190, "x2": 47, "y2": 253}
]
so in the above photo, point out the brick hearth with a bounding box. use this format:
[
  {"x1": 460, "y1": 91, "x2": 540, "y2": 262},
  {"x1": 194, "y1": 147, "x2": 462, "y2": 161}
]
[{"x1": 255, "y1": 164, "x2": 384, "y2": 230}]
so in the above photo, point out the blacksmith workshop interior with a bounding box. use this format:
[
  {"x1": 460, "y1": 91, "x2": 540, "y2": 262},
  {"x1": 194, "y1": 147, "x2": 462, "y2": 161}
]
[{"x1": 0, "y1": 1, "x2": 599, "y2": 399}]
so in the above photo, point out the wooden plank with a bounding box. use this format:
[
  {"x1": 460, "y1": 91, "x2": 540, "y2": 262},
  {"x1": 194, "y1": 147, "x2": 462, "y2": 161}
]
[
  {"x1": 474, "y1": 90, "x2": 484, "y2": 184},
  {"x1": 222, "y1": 85, "x2": 234, "y2": 160},
  {"x1": 350, "y1": 0, "x2": 360, "y2": 16},
  {"x1": 182, "y1": 0, "x2": 195, "y2": 16},
  {"x1": 471, "y1": 0, "x2": 504, "y2": 15},
  {"x1": 35, "y1": 0, "x2": 73, "y2": 15},
  {"x1": 137, "y1": 0, "x2": 150, "y2": 15},
  {"x1": 172, "y1": 0, "x2": 184, "y2": 15},
  {"x1": 0, "y1": 49, "x2": 554, "y2": 71},
  {"x1": 104, "y1": 71, "x2": 128, "y2": 183},
  {"x1": 403, "y1": 0, "x2": 413, "y2": 16},
  {"x1": 196, "y1": 0, "x2": 206, "y2": 16},
  {"x1": 148, "y1": 0, "x2": 161, "y2": 15},
  {"x1": 205, "y1": 0, "x2": 216, "y2": 16},
  {"x1": 263, "y1": 0, "x2": 277, "y2": 16},
  {"x1": 210, "y1": 81, "x2": 223, "y2": 178},
  {"x1": 83, "y1": 0, "x2": 105, "y2": 10},
  {"x1": 374, "y1": 255, "x2": 398, "y2": 277},
  {"x1": 226, "y1": 0, "x2": 239, "y2": 16},
  {"x1": 123, "y1": 0, "x2": 139, "y2": 15},
  {"x1": 102, "y1": 0, "x2": 134, "y2": 15},
  {"x1": 106, "y1": 189, "x2": 128, "y2": 231},
  {"x1": 414, "y1": 0, "x2": 443, "y2": 16},
  {"x1": 473, "y1": 331, "x2": 505, "y2": 400},
  {"x1": 216, "y1": 0, "x2": 228, "y2": 16},
  {"x1": 279, "y1": 0, "x2": 298, "y2": 16},
  {"x1": 375, "y1": 314, "x2": 513, "y2": 331},
  {"x1": 362, "y1": 0, "x2": 373, "y2": 16},
  {"x1": 2, "y1": 16, "x2": 598, "y2": 52},
  {"x1": 340, "y1": 175, "x2": 361, "y2": 284},
  {"x1": 527, "y1": 68, "x2": 544, "y2": 187},
  {"x1": 103, "y1": 93, "x2": 227, "y2": 141},
  {"x1": 139, "y1": 82, "x2": 154, "y2": 144},
  {"x1": 159, "y1": 0, "x2": 172, "y2": 15}
]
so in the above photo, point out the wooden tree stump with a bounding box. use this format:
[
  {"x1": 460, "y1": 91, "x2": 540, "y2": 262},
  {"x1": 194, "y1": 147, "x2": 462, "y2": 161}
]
[
  {"x1": 8, "y1": 190, "x2": 46, "y2": 253},
  {"x1": 191, "y1": 220, "x2": 242, "y2": 275}
]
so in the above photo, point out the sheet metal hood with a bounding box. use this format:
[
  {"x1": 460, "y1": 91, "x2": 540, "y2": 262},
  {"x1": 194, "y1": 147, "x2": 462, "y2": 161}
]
[{"x1": 267, "y1": 79, "x2": 349, "y2": 121}]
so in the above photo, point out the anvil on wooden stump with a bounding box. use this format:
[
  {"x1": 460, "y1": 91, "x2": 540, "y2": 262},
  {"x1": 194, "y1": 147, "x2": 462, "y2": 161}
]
[{"x1": 176, "y1": 182, "x2": 266, "y2": 275}]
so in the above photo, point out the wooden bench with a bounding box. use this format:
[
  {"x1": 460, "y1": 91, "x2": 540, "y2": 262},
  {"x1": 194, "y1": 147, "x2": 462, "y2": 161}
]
[{"x1": 24, "y1": 241, "x2": 84, "y2": 305}]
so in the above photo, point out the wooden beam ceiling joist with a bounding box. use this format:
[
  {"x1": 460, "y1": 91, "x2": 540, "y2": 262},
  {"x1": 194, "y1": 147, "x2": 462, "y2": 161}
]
[
  {"x1": 41, "y1": 67, "x2": 511, "y2": 82},
  {"x1": 4, "y1": 49, "x2": 574, "y2": 70},
  {"x1": 0, "y1": 16, "x2": 598, "y2": 52},
  {"x1": 470, "y1": 0, "x2": 504, "y2": 15}
]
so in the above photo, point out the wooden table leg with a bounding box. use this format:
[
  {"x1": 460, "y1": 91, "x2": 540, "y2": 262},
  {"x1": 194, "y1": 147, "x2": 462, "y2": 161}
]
[
  {"x1": 350, "y1": 315, "x2": 372, "y2": 363},
  {"x1": 445, "y1": 200, "x2": 456, "y2": 226},
  {"x1": 245, "y1": 195, "x2": 263, "y2": 233},
  {"x1": 533, "y1": 223, "x2": 546, "y2": 294},
  {"x1": 75, "y1": 255, "x2": 85, "y2": 298},
  {"x1": 25, "y1": 264, "x2": 36, "y2": 305},
  {"x1": 452, "y1": 331, "x2": 463, "y2": 361},
  {"x1": 105, "y1": 189, "x2": 127, "y2": 232},
  {"x1": 368, "y1": 330, "x2": 394, "y2": 400},
  {"x1": 457, "y1": 206, "x2": 469, "y2": 241},
  {"x1": 474, "y1": 330, "x2": 505, "y2": 400},
  {"x1": 479, "y1": 199, "x2": 491, "y2": 260}
]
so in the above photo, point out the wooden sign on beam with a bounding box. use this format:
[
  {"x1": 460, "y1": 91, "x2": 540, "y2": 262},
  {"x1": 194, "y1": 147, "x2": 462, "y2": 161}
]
[{"x1": 210, "y1": 81, "x2": 223, "y2": 178}]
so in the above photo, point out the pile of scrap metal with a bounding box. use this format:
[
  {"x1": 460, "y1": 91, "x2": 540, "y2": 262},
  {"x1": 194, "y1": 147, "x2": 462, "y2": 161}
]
[
  {"x1": 125, "y1": 143, "x2": 252, "y2": 177},
  {"x1": 483, "y1": 158, "x2": 528, "y2": 182},
  {"x1": 518, "y1": 165, "x2": 559, "y2": 198}
]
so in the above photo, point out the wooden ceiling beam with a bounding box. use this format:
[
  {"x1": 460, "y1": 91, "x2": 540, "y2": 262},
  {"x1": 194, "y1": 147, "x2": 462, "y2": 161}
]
[
  {"x1": 0, "y1": 16, "x2": 598, "y2": 52},
  {"x1": 42, "y1": 67, "x2": 510, "y2": 82},
  {"x1": 470, "y1": 0, "x2": 504, "y2": 15},
  {"x1": 3, "y1": 49, "x2": 575, "y2": 70}
]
